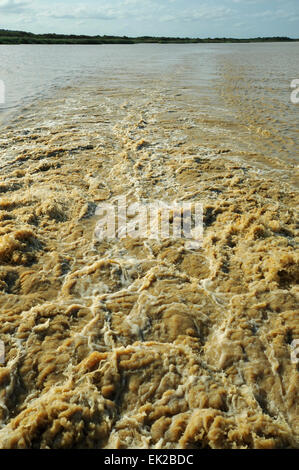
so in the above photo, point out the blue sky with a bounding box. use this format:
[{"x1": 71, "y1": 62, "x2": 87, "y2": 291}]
[{"x1": 0, "y1": 0, "x2": 298, "y2": 37}]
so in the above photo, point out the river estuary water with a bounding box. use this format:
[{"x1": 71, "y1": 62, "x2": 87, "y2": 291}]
[{"x1": 0, "y1": 43, "x2": 298, "y2": 448}]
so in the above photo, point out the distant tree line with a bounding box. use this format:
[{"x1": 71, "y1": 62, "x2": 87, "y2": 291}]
[{"x1": 0, "y1": 29, "x2": 297, "y2": 45}]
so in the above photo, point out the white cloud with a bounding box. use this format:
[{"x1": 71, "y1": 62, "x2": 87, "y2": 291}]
[
  {"x1": 0, "y1": 0, "x2": 31, "y2": 13},
  {"x1": 33, "y1": 0, "x2": 166, "y2": 23},
  {"x1": 160, "y1": 6, "x2": 234, "y2": 23}
]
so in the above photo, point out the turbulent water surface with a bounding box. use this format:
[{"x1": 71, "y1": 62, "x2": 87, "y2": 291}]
[{"x1": 0, "y1": 43, "x2": 298, "y2": 449}]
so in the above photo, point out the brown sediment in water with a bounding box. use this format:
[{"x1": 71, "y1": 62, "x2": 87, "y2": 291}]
[{"x1": 0, "y1": 83, "x2": 298, "y2": 449}]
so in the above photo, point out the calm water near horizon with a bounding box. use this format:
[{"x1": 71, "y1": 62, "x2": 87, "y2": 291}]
[{"x1": 0, "y1": 42, "x2": 298, "y2": 173}]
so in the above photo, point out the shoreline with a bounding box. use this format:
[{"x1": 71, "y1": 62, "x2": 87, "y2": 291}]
[{"x1": 1, "y1": 29, "x2": 298, "y2": 45}]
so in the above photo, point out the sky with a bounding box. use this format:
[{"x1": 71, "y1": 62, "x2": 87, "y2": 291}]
[{"x1": 0, "y1": 0, "x2": 298, "y2": 38}]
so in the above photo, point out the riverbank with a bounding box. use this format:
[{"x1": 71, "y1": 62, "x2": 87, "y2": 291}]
[
  {"x1": 0, "y1": 81, "x2": 298, "y2": 448},
  {"x1": 0, "y1": 29, "x2": 298, "y2": 45}
]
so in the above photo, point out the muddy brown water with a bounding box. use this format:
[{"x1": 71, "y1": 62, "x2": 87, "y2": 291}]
[{"x1": 0, "y1": 43, "x2": 298, "y2": 448}]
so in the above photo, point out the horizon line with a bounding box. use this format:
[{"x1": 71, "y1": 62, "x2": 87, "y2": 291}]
[{"x1": 0, "y1": 29, "x2": 298, "y2": 42}]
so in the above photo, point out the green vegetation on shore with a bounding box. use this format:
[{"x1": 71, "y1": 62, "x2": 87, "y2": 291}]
[{"x1": 0, "y1": 29, "x2": 298, "y2": 45}]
